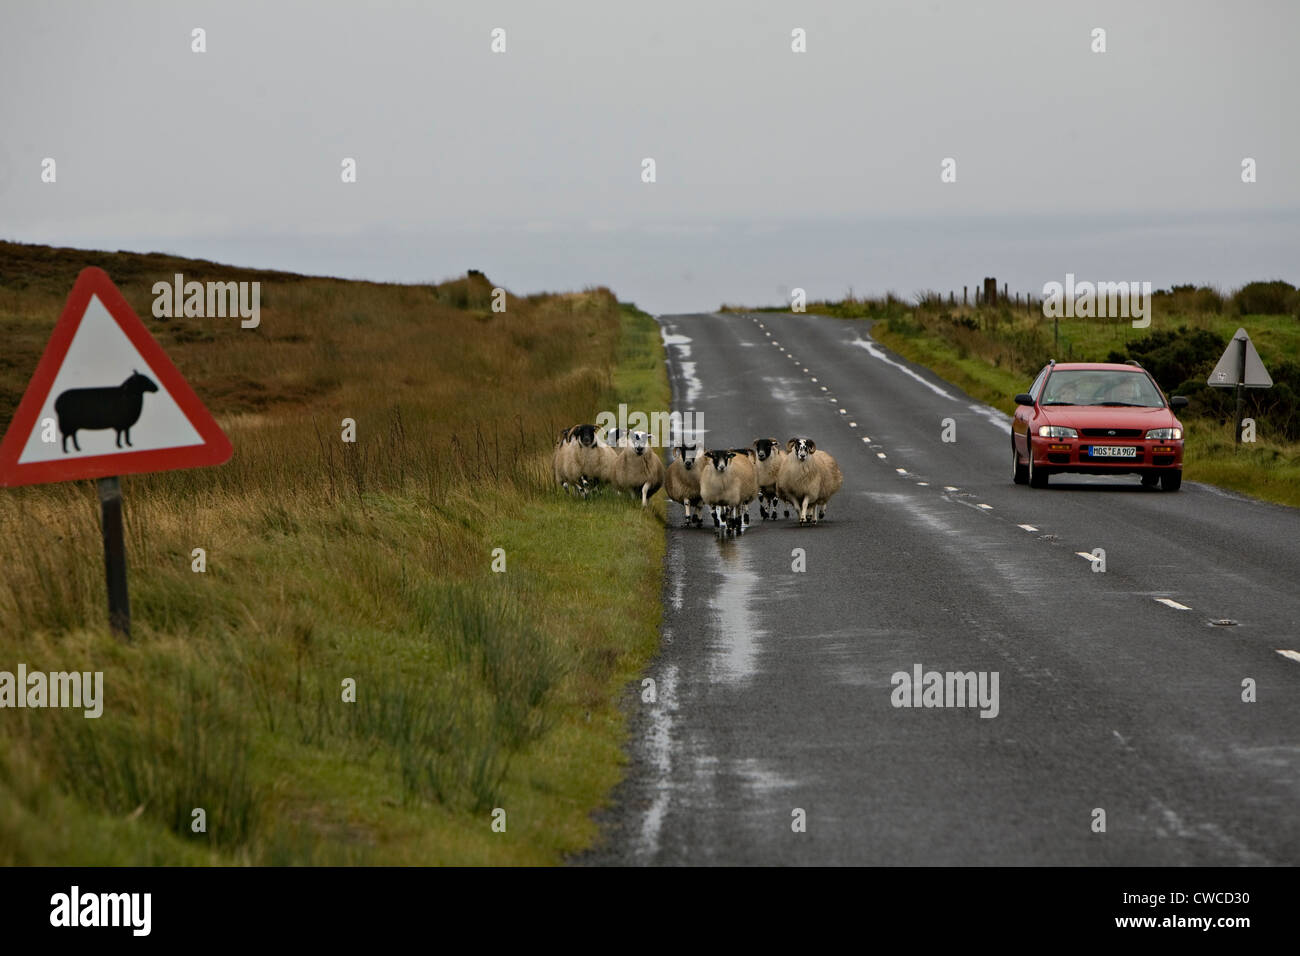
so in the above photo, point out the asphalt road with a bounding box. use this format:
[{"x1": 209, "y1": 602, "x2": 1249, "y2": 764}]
[{"x1": 583, "y1": 311, "x2": 1300, "y2": 866}]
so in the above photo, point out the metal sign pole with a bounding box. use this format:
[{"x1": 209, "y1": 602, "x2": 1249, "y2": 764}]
[
  {"x1": 96, "y1": 476, "x2": 131, "y2": 638},
  {"x1": 1234, "y1": 334, "x2": 1246, "y2": 446}
]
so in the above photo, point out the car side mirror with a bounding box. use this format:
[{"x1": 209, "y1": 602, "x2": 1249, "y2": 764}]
[
  {"x1": 1170, "y1": 396, "x2": 1189, "y2": 409},
  {"x1": 1014, "y1": 393, "x2": 1036, "y2": 407}
]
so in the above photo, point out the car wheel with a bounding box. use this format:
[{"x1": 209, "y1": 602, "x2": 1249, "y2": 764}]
[
  {"x1": 1012, "y1": 440, "x2": 1028, "y2": 485},
  {"x1": 1028, "y1": 441, "x2": 1048, "y2": 488},
  {"x1": 1141, "y1": 473, "x2": 1159, "y2": 488},
  {"x1": 1160, "y1": 469, "x2": 1182, "y2": 492}
]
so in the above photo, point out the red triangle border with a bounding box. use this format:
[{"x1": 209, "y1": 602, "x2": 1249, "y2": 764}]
[{"x1": 0, "y1": 267, "x2": 233, "y2": 487}]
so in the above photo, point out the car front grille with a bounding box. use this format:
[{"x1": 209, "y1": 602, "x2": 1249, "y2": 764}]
[{"x1": 1080, "y1": 428, "x2": 1143, "y2": 438}]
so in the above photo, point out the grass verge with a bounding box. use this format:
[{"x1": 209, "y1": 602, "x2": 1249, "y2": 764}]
[{"x1": 0, "y1": 241, "x2": 667, "y2": 864}]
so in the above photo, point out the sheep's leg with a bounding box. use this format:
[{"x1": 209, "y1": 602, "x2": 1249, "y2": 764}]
[
  {"x1": 641, "y1": 483, "x2": 650, "y2": 508},
  {"x1": 799, "y1": 496, "x2": 810, "y2": 524},
  {"x1": 114, "y1": 430, "x2": 123, "y2": 449},
  {"x1": 123, "y1": 427, "x2": 132, "y2": 447}
]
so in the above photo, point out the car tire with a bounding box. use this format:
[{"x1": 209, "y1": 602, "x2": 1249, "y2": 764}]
[
  {"x1": 1028, "y1": 441, "x2": 1048, "y2": 488},
  {"x1": 1141, "y1": 473, "x2": 1160, "y2": 488},
  {"x1": 1161, "y1": 469, "x2": 1182, "y2": 492},
  {"x1": 1013, "y1": 440, "x2": 1028, "y2": 485}
]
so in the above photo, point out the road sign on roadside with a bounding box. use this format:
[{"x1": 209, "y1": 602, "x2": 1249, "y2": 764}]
[
  {"x1": 1207, "y1": 328, "x2": 1272, "y2": 389},
  {"x1": 1206, "y1": 328, "x2": 1272, "y2": 448},
  {"x1": 0, "y1": 267, "x2": 232, "y2": 487},
  {"x1": 0, "y1": 267, "x2": 232, "y2": 636}
]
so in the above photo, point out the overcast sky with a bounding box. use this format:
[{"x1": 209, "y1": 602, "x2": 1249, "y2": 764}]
[{"x1": 1, "y1": 0, "x2": 1296, "y2": 313}]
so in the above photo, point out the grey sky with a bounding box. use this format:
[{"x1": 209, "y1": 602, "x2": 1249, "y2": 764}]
[{"x1": 1, "y1": 0, "x2": 1296, "y2": 313}]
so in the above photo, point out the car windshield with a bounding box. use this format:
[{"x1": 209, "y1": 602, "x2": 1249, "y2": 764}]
[{"x1": 1040, "y1": 370, "x2": 1164, "y2": 407}]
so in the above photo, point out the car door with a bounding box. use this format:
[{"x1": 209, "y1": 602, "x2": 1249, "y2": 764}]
[{"x1": 1013, "y1": 366, "x2": 1047, "y2": 455}]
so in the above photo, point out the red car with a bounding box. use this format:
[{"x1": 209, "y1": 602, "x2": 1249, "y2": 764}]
[{"x1": 1011, "y1": 361, "x2": 1188, "y2": 491}]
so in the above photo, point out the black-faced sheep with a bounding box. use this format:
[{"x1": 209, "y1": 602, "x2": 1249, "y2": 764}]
[
  {"x1": 665, "y1": 443, "x2": 705, "y2": 526},
  {"x1": 727, "y1": 447, "x2": 759, "y2": 527},
  {"x1": 54, "y1": 370, "x2": 158, "y2": 453},
  {"x1": 570, "y1": 423, "x2": 615, "y2": 495},
  {"x1": 699, "y1": 449, "x2": 748, "y2": 535},
  {"x1": 775, "y1": 437, "x2": 843, "y2": 525},
  {"x1": 553, "y1": 425, "x2": 580, "y2": 493},
  {"x1": 752, "y1": 437, "x2": 787, "y2": 519},
  {"x1": 610, "y1": 430, "x2": 665, "y2": 507}
]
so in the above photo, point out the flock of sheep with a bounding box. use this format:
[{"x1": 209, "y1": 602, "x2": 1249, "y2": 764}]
[{"x1": 553, "y1": 424, "x2": 843, "y2": 534}]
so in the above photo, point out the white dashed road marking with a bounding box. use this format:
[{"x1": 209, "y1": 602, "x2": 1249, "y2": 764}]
[
  {"x1": 1018, "y1": 524, "x2": 1038, "y2": 532},
  {"x1": 1277, "y1": 650, "x2": 1300, "y2": 664},
  {"x1": 1155, "y1": 598, "x2": 1192, "y2": 610}
]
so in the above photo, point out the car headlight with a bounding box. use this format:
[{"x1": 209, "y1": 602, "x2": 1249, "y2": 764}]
[
  {"x1": 1145, "y1": 427, "x2": 1182, "y2": 440},
  {"x1": 1038, "y1": 425, "x2": 1078, "y2": 438}
]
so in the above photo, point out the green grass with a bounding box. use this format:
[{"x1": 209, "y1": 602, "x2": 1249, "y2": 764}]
[
  {"x1": 0, "y1": 242, "x2": 668, "y2": 864},
  {"x1": 871, "y1": 311, "x2": 1300, "y2": 509}
]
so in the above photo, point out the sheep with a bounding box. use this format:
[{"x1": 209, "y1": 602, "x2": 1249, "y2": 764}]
[
  {"x1": 727, "y1": 447, "x2": 759, "y2": 527},
  {"x1": 664, "y1": 443, "x2": 705, "y2": 526},
  {"x1": 752, "y1": 437, "x2": 788, "y2": 519},
  {"x1": 54, "y1": 370, "x2": 158, "y2": 453},
  {"x1": 555, "y1": 423, "x2": 614, "y2": 497},
  {"x1": 699, "y1": 449, "x2": 748, "y2": 535},
  {"x1": 610, "y1": 430, "x2": 666, "y2": 507},
  {"x1": 775, "y1": 437, "x2": 843, "y2": 525},
  {"x1": 553, "y1": 425, "x2": 581, "y2": 494},
  {"x1": 574, "y1": 424, "x2": 617, "y2": 493}
]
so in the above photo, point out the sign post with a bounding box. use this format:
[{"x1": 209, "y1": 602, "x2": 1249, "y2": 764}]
[
  {"x1": 0, "y1": 267, "x2": 232, "y2": 637},
  {"x1": 1206, "y1": 328, "x2": 1273, "y2": 446},
  {"x1": 97, "y1": 476, "x2": 131, "y2": 637}
]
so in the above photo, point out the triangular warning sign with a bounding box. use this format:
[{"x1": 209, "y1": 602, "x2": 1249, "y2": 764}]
[
  {"x1": 0, "y1": 267, "x2": 232, "y2": 487},
  {"x1": 1207, "y1": 328, "x2": 1273, "y2": 389}
]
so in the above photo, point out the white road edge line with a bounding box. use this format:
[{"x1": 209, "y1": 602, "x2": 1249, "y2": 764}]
[
  {"x1": 1277, "y1": 650, "x2": 1300, "y2": 664},
  {"x1": 1155, "y1": 598, "x2": 1192, "y2": 610},
  {"x1": 976, "y1": 504, "x2": 993, "y2": 510}
]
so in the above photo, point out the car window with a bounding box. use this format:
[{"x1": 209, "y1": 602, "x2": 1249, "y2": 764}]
[
  {"x1": 1041, "y1": 370, "x2": 1164, "y2": 407},
  {"x1": 1029, "y1": 367, "x2": 1048, "y2": 399}
]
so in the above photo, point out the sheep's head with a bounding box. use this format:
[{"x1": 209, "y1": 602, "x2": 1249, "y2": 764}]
[
  {"x1": 572, "y1": 424, "x2": 599, "y2": 447},
  {"x1": 629, "y1": 430, "x2": 651, "y2": 456},
  {"x1": 675, "y1": 443, "x2": 701, "y2": 470},
  {"x1": 753, "y1": 438, "x2": 781, "y2": 461},
  {"x1": 788, "y1": 437, "x2": 816, "y2": 461},
  {"x1": 124, "y1": 370, "x2": 159, "y2": 394},
  {"x1": 703, "y1": 449, "x2": 735, "y2": 472}
]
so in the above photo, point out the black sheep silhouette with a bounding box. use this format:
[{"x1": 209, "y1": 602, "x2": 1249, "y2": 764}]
[{"x1": 54, "y1": 370, "x2": 159, "y2": 453}]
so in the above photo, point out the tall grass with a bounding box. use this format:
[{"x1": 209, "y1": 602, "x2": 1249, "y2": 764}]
[{"x1": 0, "y1": 241, "x2": 668, "y2": 864}]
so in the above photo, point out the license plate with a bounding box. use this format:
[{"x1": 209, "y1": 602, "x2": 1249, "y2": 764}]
[{"x1": 1090, "y1": 445, "x2": 1136, "y2": 458}]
